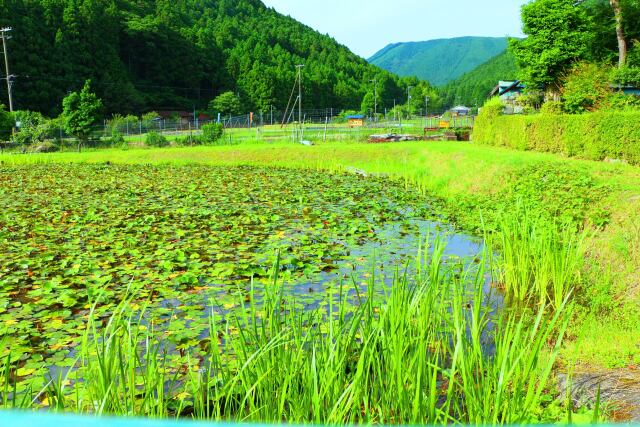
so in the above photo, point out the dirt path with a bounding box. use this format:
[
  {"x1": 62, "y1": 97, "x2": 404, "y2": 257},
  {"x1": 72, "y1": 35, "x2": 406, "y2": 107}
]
[{"x1": 558, "y1": 367, "x2": 640, "y2": 421}]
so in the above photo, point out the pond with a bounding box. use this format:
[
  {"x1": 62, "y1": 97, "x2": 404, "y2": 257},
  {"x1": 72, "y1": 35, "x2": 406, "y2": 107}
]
[{"x1": 0, "y1": 164, "x2": 494, "y2": 392}]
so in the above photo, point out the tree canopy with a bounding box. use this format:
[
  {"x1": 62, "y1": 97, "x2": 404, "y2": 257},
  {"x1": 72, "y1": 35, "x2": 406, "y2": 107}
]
[
  {"x1": 511, "y1": 0, "x2": 640, "y2": 90},
  {"x1": 0, "y1": 0, "x2": 408, "y2": 116},
  {"x1": 209, "y1": 92, "x2": 242, "y2": 117},
  {"x1": 61, "y1": 80, "x2": 103, "y2": 145},
  {"x1": 510, "y1": 0, "x2": 592, "y2": 90}
]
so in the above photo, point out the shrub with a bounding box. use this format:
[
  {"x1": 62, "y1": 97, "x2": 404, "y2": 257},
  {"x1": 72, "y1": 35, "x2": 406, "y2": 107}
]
[
  {"x1": 27, "y1": 140, "x2": 59, "y2": 153},
  {"x1": 561, "y1": 62, "x2": 612, "y2": 114},
  {"x1": 201, "y1": 122, "x2": 224, "y2": 144},
  {"x1": 610, "y1": 66, "x2": 640, "y2": 86},
  {"x1": 473, "y1": 111, "x2": 640, "y2": 164},
  {"x1": 540, "y1": 101, "x2": 565, "y2": 115},
  {"x1": 480, "y1": 97, "x2": 504, "y2": 117},
  {"x1": 602, "y1": 92, "x2": 640, "y2": 111},
  {"x1": 145, "y1": 131, "x2": 168, "y2": 148},
  {"x1": 13, "y1": 110, "x2": 52, "y2": 145},
  {"x1": 107, "y1": 114, "x2": 139, "y2": 135},
  {"x1": 141, "y1": 112, "x2": 161, "y2": 130},
  {"x1": 174, "y1": 135, "x2": 204, "y2": 146},
  {"x1": 109, "y1": 130, "x2": 128, "y2": 149}
]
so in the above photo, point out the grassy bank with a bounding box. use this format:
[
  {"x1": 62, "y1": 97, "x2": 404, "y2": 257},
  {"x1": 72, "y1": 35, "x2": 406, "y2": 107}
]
[{"x1": 2, "y1": 141, "x2": 639, "y2": 369}]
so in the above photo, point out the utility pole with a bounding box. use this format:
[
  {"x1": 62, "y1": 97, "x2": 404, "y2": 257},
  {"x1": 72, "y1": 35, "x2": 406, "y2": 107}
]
[
  {"x1": 1, "y1": 28, "x2": 14, "y2": 113},
  {"x1": 296, "y1": 64, "x2": 304, "y2": 134},
  {"x1": 425, "y1": 96, "x2": 430, "y2": 117},
  {"x1": 406, "y1": 86, "x2": 413, "y2": 120}
]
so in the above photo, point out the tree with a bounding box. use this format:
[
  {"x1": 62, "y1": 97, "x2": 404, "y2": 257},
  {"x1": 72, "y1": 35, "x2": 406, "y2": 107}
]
[
  {"x1": 510, "y1": 0, "x2": 592, "y2": 92},
  {"x1": 0, "y1": 104, "x2": 13, "y2": 142},
  {"x1": 360, "y1": 92, "x2": 378, "y2": 116},
  {"x1": 609, "y1": 0, "x2": 628, "y2": 67},
  {"x1": 61, "y1": 80, "x2": 103, "y2": 151},
  {"x1": 3, "y1": 0, "x2": 411, "y2": 114},
  {"x1": 209, "y1": 91, "x2": 242, "y2": 117}
]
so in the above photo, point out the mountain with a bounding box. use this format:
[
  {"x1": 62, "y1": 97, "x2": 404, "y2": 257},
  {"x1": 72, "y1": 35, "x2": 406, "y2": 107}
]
[
  {"x1": 368, "y1": 37, "x2": 510, "y2": 86},
  {"x1": 439, "y1": 50, "x2": 519, "y2": 108},
  {"x1": 0, "y1": 0, "x2": 407, "y2": 115}
]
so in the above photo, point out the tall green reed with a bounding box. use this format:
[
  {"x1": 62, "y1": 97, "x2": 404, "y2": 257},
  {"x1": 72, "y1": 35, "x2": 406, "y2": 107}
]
[
  {"x1": 2, "y1": 236, "x2": 570, "y2": 424},
  {"x1": 490, "y1": 203, "x2": 586, "y2": 309}
]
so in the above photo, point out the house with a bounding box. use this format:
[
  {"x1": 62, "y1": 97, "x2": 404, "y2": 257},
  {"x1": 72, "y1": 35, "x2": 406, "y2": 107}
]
[
  {"x1": 347, "y1": 115, "x2": 365, "y2": 127},
  {"x1": 450, "y1": 105, "x2": 471, "y2": 116},
  {"x1": 489, "y1": 80, "x2": 525, "y2": 105}
]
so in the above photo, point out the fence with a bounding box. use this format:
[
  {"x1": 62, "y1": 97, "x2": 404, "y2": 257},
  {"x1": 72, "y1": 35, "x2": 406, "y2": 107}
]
[{"x1": 0, "y1": 109, "x2": 475, "y2": 152}]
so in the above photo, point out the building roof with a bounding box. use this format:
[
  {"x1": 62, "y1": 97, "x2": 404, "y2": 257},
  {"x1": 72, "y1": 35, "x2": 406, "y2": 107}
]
[
  {"x1": 499, "y1": 80, "x2": 524, "y2": 96},
  {"x1": 451, "y1": 105, "x2": 471, "y2": 112},
  {"x1": 347, "y1": 115, "x2": 365, "y2": 119},
  {"x1": 489, "y1": 80, "x2": 525, "y2": 98}
]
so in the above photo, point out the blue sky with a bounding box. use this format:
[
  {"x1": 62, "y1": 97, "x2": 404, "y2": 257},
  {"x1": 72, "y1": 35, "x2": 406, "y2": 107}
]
[{"x1": 261, "y1": 0, "x2": 528, "y2": 58}]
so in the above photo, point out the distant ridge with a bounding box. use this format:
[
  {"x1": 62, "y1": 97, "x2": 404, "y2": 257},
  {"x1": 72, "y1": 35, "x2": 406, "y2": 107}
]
[{"x1": 368, "y1": 36, "x2": 510, "y2": 86}]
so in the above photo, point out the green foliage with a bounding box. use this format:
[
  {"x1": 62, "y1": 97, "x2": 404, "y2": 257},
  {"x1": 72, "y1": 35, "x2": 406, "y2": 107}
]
[
  {"x1": 491, "y1": 203, "x2": 586, "y2": 310},
  {"x1": 440, "y1": 50, "x2": 519, "y2": 108},
  {"x1": 601, "y1": 91, "x2": 640, "y2": 111},
  {"x1": 359, "y1": 92, "x2": 376, "y2": 115},
  {"x1": 0, "y1": 104, "x2": 12, "y2": 141},
  {"x1": 13, "y1": 111, "x2": 52, "y2": 146},
  {"x1": 540, "y1": 101, "x2": 565, "y2": 115},
  {"x1": 144, "y1": 131, "x2": 168, "y2": 148},
  {"x1": 472, "y1": 98, "x2": 504, "y2": 141},
  {"x1": 0, "y1": 161, "x2": 572, "y2": 422},
  {"x1": 109, "y1": 130, "x2": 127, "y2": 149},
  {"x1": 610, "y1": 66, "x2": 640, "y2": 86},
  {"x1": 404, "y1": 80, "x2": 442, "y2": 114},
  {"x1": 480, "y1": 96, "x2": 504, "y2": 116},
  {"x1": 581, "y1": 0, "x2": 640, "y2": 65},
  {"x1": 107, "y1": 114, "x2": 139, "y2": 135},
  {"x1": 200, "y1": 122, "x2": 224, "y2": 144},
  {"x1": 561, "y1": 62, "x2": 612, "y2": 114},
  {"x1": 141, "y1": 112, "x2": 160, "y2": 126},
  {"x1": 510, "y1": 0, "x2": 592, "y2": 89},
  {"x1": 61, "y1": 80, "x2": 103, "y2": 144},
  {"x1": 506, "y1": 164, "x2": 610, "y2": 228},
  {"x1": 209, "y1": 91, "x2": 242, "y2": 117},
  {"x1": 629, "y1": 42, "x2": 640, "y2": 67},
  {"x1": 369, "y1": 36, "x2": 509, "y2": 86},
  {"x1": 1, "y1": 0, "x2": 407, "y2": 115},
  {"x1": 473, "y1": 111, "x2": 640, "y2": 164}
]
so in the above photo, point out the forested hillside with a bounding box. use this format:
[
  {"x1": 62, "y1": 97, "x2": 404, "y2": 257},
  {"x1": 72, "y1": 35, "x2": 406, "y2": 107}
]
[
  {"x1": 368, "y1": 37, "x2": 509, "y2": 86},
  {"x1": 0, "y1": 0, "x2": 407, "y2": 115},
  {"x1": 440, "y1": 51, "x2": 519, "y2": 107}
]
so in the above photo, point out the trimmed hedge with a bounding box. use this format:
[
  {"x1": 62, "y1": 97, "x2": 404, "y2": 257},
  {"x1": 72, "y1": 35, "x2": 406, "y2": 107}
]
[{"x1": 473, "y1": 111, "x2": 640, "y2": 164}]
